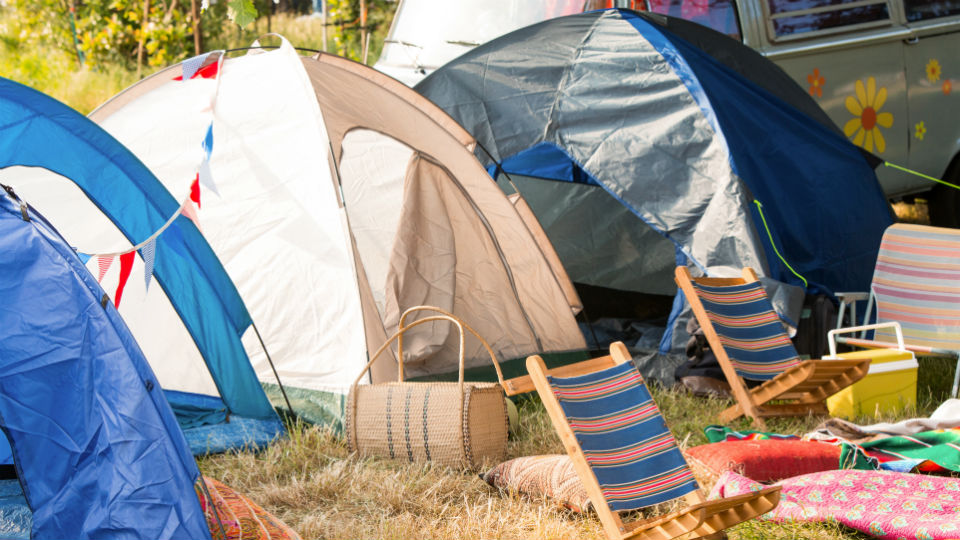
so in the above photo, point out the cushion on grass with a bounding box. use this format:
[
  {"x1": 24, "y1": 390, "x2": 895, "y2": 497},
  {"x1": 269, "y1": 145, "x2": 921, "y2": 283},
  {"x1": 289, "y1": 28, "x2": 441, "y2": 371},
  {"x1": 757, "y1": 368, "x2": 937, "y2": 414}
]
[
  {"x1": 199, "y1": 476, "x2": 302, "y2": 540},
  {"x1": 482, "y1": 455, "x2": 591, "y2": 513},
  {"x1": 685, "y1": 440, "x2": 840, "y2": 482}
]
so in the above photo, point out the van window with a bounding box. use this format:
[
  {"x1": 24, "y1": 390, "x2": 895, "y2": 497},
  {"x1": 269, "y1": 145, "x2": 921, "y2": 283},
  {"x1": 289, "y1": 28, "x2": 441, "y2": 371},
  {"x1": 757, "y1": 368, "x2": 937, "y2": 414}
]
[
  {"x1": 904, "y1": 0, "x2": 960, "y2": 20},
  {"x1": 645, "y1": 0, "x2": 742, "y2": 39},
  {"x1": 765, "y1": 0, "x2": 891, "y2": 40}
]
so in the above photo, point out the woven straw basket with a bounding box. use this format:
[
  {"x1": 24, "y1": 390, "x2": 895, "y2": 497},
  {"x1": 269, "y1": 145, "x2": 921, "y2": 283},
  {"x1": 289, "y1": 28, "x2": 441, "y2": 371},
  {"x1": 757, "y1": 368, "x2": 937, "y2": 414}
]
[{"x1": 346, "y1": 306, "x2": 509, "y2": 471}]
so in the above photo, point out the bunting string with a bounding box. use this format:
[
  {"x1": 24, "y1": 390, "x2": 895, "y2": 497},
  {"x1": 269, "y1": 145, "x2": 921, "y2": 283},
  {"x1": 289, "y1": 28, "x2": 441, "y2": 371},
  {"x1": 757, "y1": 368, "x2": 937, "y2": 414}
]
[{"x1": 79, "y1": 51, "x2": 226, "y2": 307}]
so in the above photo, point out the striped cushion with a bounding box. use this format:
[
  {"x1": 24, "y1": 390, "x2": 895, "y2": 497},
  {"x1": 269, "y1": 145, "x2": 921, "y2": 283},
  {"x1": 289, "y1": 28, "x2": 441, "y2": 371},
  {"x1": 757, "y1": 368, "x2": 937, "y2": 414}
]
[
  {"x1": 548, "y1": 361, "x2": 698, "y2": 511},
  {"x1": 872, "y1": 224, "x2": 960, "y2": 350},
  {"x1": 691, "y1": 280, "x2": 801, "y2": 381}
]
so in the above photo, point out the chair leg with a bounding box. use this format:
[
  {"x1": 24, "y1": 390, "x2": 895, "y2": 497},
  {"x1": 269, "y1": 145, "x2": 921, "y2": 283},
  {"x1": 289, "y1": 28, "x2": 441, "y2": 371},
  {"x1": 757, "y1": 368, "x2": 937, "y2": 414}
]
[
  {"x1": 718, "y1": 403, "x2": 766, "y2": 429},
  {"x1": 717, "y1": 403, "x2": 743, "y2": 424}
]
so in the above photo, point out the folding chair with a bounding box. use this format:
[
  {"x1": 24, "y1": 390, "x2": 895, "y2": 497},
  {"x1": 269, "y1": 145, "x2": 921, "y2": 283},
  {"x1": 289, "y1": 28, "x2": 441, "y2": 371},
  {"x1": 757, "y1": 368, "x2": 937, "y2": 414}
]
[
  {"x1": 527, "y1": 342, "x2": 780, "y2": 540},
  {"x1": 675, "y1": 266, "x2": 871, "y2": 428},
  {"x1": 835, "y1": 223, "x2": 960, "y2": 398}
]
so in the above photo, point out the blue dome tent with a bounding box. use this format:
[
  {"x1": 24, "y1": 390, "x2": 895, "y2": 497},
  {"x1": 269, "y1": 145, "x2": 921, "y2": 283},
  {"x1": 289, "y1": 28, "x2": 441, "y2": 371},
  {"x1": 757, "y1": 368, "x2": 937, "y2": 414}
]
[
  {"x1": 417, "y1": 9, "x2": 893, "y2": 352},
  {"x1": 0, "y1": 77, "x2": 284, "y2": 454},
  {"x1": 0, "y1": 186, "x2": 212, "y2": 539}
]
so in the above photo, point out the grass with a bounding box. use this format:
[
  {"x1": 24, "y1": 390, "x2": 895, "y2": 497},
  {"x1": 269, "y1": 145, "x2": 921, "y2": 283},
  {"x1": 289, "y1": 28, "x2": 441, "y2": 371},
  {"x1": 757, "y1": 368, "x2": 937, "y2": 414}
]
[{"x1": 198, "y1": 355, "x2": 956, "y2": 540}]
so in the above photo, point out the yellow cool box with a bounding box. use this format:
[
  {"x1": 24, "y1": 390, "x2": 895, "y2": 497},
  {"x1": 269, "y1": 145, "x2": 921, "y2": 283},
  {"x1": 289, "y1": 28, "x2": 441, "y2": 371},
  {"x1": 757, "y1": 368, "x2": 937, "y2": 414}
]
[{"x1": 824, "y1": 348, "x2": 918, "y2": 419}]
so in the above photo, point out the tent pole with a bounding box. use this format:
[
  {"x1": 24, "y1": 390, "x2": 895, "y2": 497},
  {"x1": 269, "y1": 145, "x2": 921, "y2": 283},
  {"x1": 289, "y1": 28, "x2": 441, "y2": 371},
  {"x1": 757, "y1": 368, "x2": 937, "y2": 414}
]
[{"x1": 251, "y1": 322, "x2": 294, "y2": 416}]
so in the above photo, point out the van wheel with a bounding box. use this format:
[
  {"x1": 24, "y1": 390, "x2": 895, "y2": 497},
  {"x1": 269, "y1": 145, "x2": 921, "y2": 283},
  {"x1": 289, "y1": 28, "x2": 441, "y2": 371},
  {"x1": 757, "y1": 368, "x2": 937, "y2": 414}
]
[{"x1": 928, "y1": 164, "x2": 960, "y2": 228}]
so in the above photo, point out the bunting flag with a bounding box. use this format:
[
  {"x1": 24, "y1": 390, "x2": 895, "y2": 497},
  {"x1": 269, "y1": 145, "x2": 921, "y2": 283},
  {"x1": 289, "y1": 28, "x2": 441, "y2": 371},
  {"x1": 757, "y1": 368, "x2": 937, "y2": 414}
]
[
  {"x1": 114, "y1": 252, "x2": 136, "y2": 308},
  {"x1": 181, "y1": 199, "x2": 202, "y2": 231},
  {"x1": 203, "y1": 123, "x2": 214, "y2": 159},
  {"x1": 141, "y1": 239, "x2": 156, "y2": 291},
  {"x1": 198, "y1": 158, "x2": 219, "y2": 196},
  {"x1": 97, "y1": 256, "x2": 113, "y2": 282},
  {"x1": 77, "y1": 252, "x2": 91, "y2": 265},
  {"x1": 191, "y1": 176, "x2": 201, "y2": 208},
  {"x1": 180, "y1": 53, "x2": 211, "y2": 82}
]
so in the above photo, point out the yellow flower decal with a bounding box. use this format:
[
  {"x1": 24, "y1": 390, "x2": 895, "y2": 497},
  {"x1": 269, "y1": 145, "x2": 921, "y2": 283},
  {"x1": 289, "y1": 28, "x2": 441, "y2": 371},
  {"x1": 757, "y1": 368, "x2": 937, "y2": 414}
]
[
  {"x1": 844, "y1": 77, "x2": 894, "y2": 153},
  {"x1": 915, "y1": 121, "x2": 926, "y2": 140},
  {"x1": 926, "y1": 59, "x2": 942, "y2": 82}
]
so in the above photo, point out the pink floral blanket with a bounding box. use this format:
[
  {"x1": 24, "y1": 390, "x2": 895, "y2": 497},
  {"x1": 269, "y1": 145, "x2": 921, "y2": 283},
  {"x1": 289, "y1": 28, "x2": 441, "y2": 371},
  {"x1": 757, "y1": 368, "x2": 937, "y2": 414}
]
[{"x1": 709, "y1": 469, "x2": 960, "y2": 539}]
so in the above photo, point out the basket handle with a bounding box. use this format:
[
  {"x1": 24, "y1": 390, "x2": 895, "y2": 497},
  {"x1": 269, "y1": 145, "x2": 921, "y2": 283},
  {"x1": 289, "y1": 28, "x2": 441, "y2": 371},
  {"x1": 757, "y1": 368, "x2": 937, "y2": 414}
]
[
  {"x1": 349, "y1": 306, "x2": 505, "y2": 388},
  {"x1": 397, "y1": 306, "x2": 506, "y2": 387}
]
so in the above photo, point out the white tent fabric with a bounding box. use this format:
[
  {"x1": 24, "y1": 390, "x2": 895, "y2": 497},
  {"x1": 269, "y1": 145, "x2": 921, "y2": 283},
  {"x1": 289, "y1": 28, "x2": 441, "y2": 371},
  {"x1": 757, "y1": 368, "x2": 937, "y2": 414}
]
[
  {"x1": 82, "y1": 40, "x2": 584, "y2": 401},
  {"x1": 375, "y1": 0, "x2": 583, "y2": 85},
  {"x1": 93, "y1": 46, "x2": 365, "y2": 393}
]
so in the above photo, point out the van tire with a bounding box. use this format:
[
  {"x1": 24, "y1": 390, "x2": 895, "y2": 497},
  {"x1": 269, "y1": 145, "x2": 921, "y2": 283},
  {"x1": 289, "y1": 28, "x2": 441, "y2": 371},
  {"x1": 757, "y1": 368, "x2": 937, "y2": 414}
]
[{"x1": 928, "y1": 160, "x2": 960, "y2": 228}]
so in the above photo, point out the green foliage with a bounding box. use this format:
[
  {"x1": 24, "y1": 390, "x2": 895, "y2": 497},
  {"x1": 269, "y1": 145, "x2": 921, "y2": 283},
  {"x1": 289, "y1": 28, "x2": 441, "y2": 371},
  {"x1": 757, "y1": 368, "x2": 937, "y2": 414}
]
[
  {"x1": 325, "y1": 0, "x2": 393, "y2": 63},
  {"x1": 8, "y1": 0, "x2": 233, "y2": 69},
  {"x1": 227, "y1": 0, "x2": 258, "y2": 28}
]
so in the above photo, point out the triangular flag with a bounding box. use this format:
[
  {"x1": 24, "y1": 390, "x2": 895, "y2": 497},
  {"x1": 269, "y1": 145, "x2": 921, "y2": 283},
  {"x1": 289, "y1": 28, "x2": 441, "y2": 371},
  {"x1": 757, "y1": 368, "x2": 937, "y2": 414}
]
[
  {"x1": 181, "y1": 200, "x2": 203, "y2": 232},
  {"x1": 181, "y1": 53, "x2": 211, "y2": 81},
  {"x1": 141, "y1": 239, "x2": 157, "y2": 291},
  {"x1": 77, "y1": 252, "x2": 91, "y2": 265},
  {"x1": 190, "y1": 175, "x2": 201, "y2": 208},
  {"x1": 114, "y1": 252, "x2": 136, "y2": 308},
  {"x1": 97, "y1": 256, "x2": 113, "y2": 282},
  {"x1": 202, "y1": 123, "x2": 214, "y2": 159},
  {"x1": 198, "y1": 159, "x2": 219, "y2": 196}
]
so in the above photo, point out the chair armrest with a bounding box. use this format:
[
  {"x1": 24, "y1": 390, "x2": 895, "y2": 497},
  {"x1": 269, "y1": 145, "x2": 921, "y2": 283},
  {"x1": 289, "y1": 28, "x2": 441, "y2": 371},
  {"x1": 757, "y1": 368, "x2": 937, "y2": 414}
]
[
  {"x1": 827, "y1": 322, "x2": 904, "y2": 357},
  {"x1": 835, "y1": 291, "x2": 870, "y2": 302}
]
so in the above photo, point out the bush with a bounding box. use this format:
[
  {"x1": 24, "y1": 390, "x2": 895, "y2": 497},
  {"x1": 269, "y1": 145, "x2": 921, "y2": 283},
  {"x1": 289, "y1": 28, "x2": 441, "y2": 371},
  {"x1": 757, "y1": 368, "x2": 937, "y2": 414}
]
[{"x1": 9, "y1": 0, "x2": 232, "y2": 69}]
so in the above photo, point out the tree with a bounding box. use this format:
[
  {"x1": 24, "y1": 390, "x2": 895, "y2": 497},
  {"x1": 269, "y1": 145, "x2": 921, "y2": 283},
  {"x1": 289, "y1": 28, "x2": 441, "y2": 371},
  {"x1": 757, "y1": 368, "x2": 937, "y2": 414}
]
[{"x1": 10, "y1": 0, "x2": 236, "y2": 70}]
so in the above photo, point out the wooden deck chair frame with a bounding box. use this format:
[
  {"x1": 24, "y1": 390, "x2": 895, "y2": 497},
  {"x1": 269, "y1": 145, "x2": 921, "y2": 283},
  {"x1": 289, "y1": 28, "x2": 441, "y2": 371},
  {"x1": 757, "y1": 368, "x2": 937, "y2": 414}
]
[
  {"x1": 527, "y1": 342, "x2": 780, "y2": 540},
  {"x1": 675, "y1": 266, "x2": 871, "y2": 429}
]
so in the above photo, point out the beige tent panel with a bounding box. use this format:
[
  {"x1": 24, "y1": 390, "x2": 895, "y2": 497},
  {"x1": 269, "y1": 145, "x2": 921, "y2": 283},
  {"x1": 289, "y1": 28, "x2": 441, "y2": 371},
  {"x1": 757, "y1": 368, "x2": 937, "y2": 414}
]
[{"x1": 303, "y1": 53, "x2": 585, "y2": 373}]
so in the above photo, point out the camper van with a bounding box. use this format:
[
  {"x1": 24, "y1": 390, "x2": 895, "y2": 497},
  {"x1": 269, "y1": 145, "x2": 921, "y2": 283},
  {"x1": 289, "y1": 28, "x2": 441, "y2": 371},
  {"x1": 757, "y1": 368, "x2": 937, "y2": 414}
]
[{"x1": 377, "y1": 0, "x2": 960, "y2": 224}]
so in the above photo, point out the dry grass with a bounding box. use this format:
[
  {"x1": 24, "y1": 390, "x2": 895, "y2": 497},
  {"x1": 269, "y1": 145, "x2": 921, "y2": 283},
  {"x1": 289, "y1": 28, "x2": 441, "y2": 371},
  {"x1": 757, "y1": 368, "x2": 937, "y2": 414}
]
[{"x1": 199, "y1": 356, "x2": 955, "y2": 540}]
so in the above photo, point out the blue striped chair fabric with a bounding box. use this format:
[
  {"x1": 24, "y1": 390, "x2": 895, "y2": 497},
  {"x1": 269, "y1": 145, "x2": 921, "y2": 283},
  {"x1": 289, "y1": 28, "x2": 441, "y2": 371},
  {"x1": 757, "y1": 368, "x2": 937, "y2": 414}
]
[
  {"x1": 548, "y1": 361, "x2": 698, "y2": 512},
  {"x1": 690, "y1": 280, "x2": 802, "y2": 381}
]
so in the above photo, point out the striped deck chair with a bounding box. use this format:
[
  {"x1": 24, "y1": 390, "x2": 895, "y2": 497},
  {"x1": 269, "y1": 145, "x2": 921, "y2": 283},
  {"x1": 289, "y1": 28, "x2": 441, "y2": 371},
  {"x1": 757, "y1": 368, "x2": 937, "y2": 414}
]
[
  {"x1": 675, "y1": 266, "x2": 871, "y2": 428},
  {"x1": 527, "y1": 342, "x2": 780, "y2": 540},
  {"x1": 836, "y1": 223, "x2": 960, "y2": 398}
]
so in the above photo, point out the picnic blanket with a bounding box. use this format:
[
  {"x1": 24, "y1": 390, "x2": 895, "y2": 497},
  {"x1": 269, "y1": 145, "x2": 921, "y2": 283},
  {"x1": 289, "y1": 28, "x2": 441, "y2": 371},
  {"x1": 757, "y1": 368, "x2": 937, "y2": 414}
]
[
  {"x1": 808, "y1": 400, "x2": 960, "y2": 443},
  {"x1": 710, "y1": 469, "x2": 960, "y2": 539},
  {"x1": 704, "y1": 425, "x2": 960, "y2": 474}
]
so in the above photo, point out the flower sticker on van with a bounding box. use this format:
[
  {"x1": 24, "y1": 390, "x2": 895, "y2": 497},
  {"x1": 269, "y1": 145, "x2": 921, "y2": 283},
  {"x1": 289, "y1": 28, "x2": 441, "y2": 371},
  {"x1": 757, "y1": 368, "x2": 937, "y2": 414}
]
[
  {"x1": 844, "y1": 77, "x2": 893, "y2": 153},
  {"x1": 945, "y1": 79, "x2": 953, "y2": 96},
  {"x1": 926, "y1": 59, "x2": 942, "y2": 83},
  {"x1": 915, "y1": 121, "x2": 926, "y2": 141},
  {"x1": 807, "y1": 68, "x2": 825, "y2": 98}
]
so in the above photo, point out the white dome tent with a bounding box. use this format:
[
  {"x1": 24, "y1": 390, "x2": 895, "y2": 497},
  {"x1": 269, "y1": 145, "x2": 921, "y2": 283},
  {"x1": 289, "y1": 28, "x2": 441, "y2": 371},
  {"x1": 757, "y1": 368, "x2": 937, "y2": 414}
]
[{"x1": 63, "y1": 38, "x2": 584, "y2": 426}]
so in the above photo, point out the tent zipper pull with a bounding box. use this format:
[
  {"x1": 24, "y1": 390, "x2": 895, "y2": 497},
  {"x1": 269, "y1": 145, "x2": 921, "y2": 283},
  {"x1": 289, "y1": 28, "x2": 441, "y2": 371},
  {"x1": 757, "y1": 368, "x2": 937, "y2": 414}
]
[{"x1": 2, "y1": 183, "x2": 29, "y2": 222}]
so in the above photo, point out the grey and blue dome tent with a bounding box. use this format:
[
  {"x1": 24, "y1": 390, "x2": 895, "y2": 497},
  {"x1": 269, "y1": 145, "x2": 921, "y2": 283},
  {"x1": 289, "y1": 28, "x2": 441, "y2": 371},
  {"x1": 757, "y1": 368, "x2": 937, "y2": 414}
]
[
  {"x1": 416, "y1": 9, "x2": 893, "y2": 351},
  {"x1": 0, "y1": 186, "x2": 212, "y2": 539},
  {"x1": 0, "y1": 77, "x2": 284, "y2": 454}
]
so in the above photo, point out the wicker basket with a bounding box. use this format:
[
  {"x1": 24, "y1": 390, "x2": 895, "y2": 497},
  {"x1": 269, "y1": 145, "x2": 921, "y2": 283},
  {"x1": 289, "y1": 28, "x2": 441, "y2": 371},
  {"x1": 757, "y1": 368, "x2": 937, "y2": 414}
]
[{"x1": 346, "y1": 306, "x2": 509, "y2": 470}]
